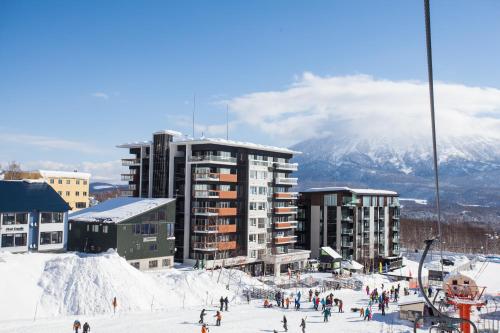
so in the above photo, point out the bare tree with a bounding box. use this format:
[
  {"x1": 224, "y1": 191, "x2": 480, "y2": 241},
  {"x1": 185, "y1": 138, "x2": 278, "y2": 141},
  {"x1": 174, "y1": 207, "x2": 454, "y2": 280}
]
[{"x1": 4, "y1": 161, "x2": 23, "y2": 180}]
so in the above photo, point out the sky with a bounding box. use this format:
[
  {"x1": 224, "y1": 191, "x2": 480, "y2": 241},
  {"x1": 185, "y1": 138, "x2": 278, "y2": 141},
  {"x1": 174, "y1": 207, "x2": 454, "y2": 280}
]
[{"x1": 1, "y1": 0, "x2": 500, "y2": 182}]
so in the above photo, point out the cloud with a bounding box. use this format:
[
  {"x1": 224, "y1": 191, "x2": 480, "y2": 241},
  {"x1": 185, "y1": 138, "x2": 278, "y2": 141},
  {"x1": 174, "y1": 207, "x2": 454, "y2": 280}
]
[
  {"x1": 91, "y1": 92, "x2": 109, "y2": 100},
  {"x1": 19, "y1": 160, "x2": 123, "y2": 183},
  {"x1": 166, "y1": 114, "x2": 238, "y2": 138},
  {"x1": 223, "y1": 73, "x2": 500, "y2": 146},
  {"x1": 0, "y1": 133, "x2": 103, "y2": 154}
]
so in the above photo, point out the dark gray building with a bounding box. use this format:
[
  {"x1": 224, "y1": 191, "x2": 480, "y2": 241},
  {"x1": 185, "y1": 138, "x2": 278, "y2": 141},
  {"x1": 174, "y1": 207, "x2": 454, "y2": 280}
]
[{"x1": 67, "y1": 197, "x2": 176, "y2": 270}]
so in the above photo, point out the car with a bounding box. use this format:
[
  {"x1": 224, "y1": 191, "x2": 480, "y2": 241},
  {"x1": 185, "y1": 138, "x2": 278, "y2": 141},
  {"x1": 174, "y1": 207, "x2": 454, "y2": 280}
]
[{"x1": 307, "y1": 259, "x2": 320, "y2": 271}]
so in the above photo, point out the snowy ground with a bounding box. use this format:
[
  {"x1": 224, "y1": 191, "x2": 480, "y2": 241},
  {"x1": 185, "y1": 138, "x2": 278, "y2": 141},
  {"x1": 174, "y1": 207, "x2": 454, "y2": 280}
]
[{"x1": 0, "y1": 251, "x2": 498, "y2": 333}]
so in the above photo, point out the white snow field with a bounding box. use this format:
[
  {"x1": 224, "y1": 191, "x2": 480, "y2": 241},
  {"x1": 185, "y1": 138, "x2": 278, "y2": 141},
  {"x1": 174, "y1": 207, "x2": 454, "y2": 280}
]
[{"x1": 0, "y1": 251, "x2": 498, "y2": 333}]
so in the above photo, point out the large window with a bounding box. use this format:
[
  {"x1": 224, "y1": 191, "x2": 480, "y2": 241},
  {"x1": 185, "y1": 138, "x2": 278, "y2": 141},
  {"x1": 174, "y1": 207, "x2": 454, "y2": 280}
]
[
  {"x1": 133, "y1": 223, "x2": 158, "y2": 235},
  {"x1": 1, "y1": 233, "x2": 27, "y2": 247},
  {"x1": 324, "y1": 194, "x2": 337, "y2": 206},
  {"x1": 148, "y1": 260, "x2": 158, "y2": 269},
  {"x1": 40, "y1": 231, "x2": 63, "y2": 245},
  {"x1": 166, "y1": 223, "x2": 174, "y2": 238},
  {"x1": 249, "y1": 202, "x2": 266, "y2": 211},
  {"x1": 41, "y1": 212, "x2": 64, "y2": 223},
  {"x1": 2, "y1": 213, "x2": 28, "y2": 225},
  {"x1": 75, "y1": 202, "x2": 87, "y2": 209}
]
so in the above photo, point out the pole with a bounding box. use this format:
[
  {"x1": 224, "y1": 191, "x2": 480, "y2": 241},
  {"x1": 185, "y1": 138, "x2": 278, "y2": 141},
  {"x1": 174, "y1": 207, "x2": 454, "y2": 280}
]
[
  {"x1": 226, "y1": 104, "x2": 229, "y2": 140},
  {"x1": 192, "y1": 94, "x2": 196, "y2": 138}
]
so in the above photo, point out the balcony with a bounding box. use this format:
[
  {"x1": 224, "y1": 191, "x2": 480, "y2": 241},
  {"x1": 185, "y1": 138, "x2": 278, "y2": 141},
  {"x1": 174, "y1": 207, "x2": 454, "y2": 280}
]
[
  {"x1": 341, "y1": 229, "x2": 353, "y2": 235},
  {"x1": 193, "y1": 242, "x2": 218, "y2": 251},
  {"x1": 128, "y1": 184, "x2": 137, "y2": 191},
  {"x1": 274, "y1": 235, "x2": 297, "y2": 244},
  {"x1": 249, "y1": 159, "x2": 271, "y2": 167},
  {"x1": 392, "y1": 215, "x2": 400, "y2": 220},
  {"x1": 121, "y1": 158, "x2": 140, "y2": 166},
  {"x1": 120, "y1": 190, "x2": 134, "y2": 197},
  {"x1": 341, "y1": 241, "x2": 353, "y2": 248},
  {"x1": 193, "y1": 190, "x2": 237, "y2": 199},
  {"x1": 121, "y1": 174, "x2": 135, "y2": 181},
  {"x1": 378, "y1": 228, "x2": 385, "y2": 233},
  {"x1": 217, "y1": 241, "x2": 237, "y2": 251},
  {"x1": 392, "y1": 225, "x2": 400, "y2": 232},
  {"x1": 274, "y1": 192, "x2": 298, "y2": 200},
  {"x1": 274, "y1": 221, "x2": 298, "y2": 229},
  {"x1": 275, "y1": 177, "x2": 298, "y2": 186},
  {"x1": 274, "y1": 206, "x2": 298, "y2": 214},
  {"x1": 341, "y1": 216, "x2": 354, "y2": 222},
  {"x1": 392, "y1": 237, "x2": 400, "y2": 243},
  {"x1": 193, "y1": 172, "x2": 237, "y2": 183},
  {"x1": 192, "y1": 207, "x2": 237, "y2": 216},
  {"x1": 189, "y1": 155, "x2": 237, "y2": 165},
  {"x1": 274, "y1": 162, "x2": 298, "y2": 171},
  {"x1": 193, "y1": 224, "x2": 237, "y2": 234}
]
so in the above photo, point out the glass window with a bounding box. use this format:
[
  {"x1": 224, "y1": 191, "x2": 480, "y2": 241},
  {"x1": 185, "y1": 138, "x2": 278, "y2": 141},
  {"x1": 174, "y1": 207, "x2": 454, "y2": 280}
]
[
  {"x1": 58, "y1": 179, "x2": 62, "y2": 184},
  {"x1": 83, "y1": 180, "x2": 88, "y2": 185},
  {"x1": 324, "y1": 194, "x2": 337, "y2": 206},
  {"x1": 1, "y1": 234, "x2": 13, "y2": 247},
  {"x1": 83, "y1": 192, "x2": 87, "y2": 196},
  {"x1": 75, "y1": 192, "x2": 80, "y2": 197},
  {"x1": 103, "y1": 225, "x2": 108, "y2": 233},
  {"x1": 41, "y1": 213, "x2": 52, "y2": 223},
  {"x1": 148, "y1": 260, "x2": 158, "y2": 268},
  {"x1": 166, "y1": 223, "x2": 174, "y2": 237},
  {"x1": 1, "y1": 233, "x2": 26, "y2": 247},
  {"x1": 162, "y1": 259, "x2": 170, "y2": 267},
  {"x1": 2, "y1": 213, "x2": 15, "y2": 225},
  {"x1": 158, "y1": 209, "x2": 166, "y2": 221},
  {"x1": 16, "y1": 213, "x2": 28, "y2": 224},
  {"x1": 92, "y1": 225, "x2": 99, "y2": 232},
  {"x1": 65, "y1": 191, "x2": 70, "y2": 196},
  {"x1": 148, "y1": 244, "x2": 158, "y2": 251},
  {"x1": 76, "y1": 180, "x2": 80, "y2": 185},
  {"x1": 50, "y1": 178, "x2": 54, "y2": 184},
  {"x1": 66, "y1": 179, "x2": 70, "y2": 184}
]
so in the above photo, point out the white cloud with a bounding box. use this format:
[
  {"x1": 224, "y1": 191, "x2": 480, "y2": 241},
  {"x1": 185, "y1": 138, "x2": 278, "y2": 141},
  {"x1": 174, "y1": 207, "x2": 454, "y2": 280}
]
[
  {"x1": 91, "y1": 92, "x2": 109, "y2": 100},
  {"x1": 224, "y1": 73, "x2": 500, "y2": 146},
  {"x1": 0, "y1": 133, "x2": 103, "y2": 154},
  {"x1": 166, "y1": 114, "x2": 238, "y2": 138}
]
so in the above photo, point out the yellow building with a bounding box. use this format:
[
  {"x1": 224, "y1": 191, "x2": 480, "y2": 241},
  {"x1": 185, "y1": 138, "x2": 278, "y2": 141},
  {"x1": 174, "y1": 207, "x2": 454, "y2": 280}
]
[{"x1": 4, "y1": 170, "x2": 91, "y2": 211}]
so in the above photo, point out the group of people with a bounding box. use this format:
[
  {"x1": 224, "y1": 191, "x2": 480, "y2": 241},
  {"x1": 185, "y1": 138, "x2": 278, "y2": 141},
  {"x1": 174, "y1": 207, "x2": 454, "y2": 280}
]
[
  {"x1": 72, "y1": 320, "x2": 90, "y2": 333},
  {"x1": 199, "y1": 308, "x2": 223, "y2": 332},
  {"x1": 360, "y1": 282, "x2": 402, "y2": 320}
]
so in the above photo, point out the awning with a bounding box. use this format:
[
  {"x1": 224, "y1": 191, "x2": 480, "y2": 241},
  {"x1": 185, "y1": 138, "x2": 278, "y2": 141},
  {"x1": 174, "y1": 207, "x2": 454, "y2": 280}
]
[
  {"x1": 341, "y1": 259, "x2": 363, "y2": 271},
  {"x1": 320, "y1": 246, "x2": 342, "y2": 259}
]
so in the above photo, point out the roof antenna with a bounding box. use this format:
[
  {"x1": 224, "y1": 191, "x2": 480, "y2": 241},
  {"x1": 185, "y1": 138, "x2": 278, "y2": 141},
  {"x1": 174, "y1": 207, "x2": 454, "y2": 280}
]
[
  {"x1": 226, "y1": 104, "x2": 229, "y2": 140},
  {"x1": 192, "y1": 94, "x2": 196, "y2": 138}
]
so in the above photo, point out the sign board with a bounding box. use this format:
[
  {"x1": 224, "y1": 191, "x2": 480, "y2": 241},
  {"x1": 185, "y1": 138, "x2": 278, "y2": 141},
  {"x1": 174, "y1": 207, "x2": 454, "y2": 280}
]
[{"x1": 143, "y1": 237, "x2": 157, "y2": 242}]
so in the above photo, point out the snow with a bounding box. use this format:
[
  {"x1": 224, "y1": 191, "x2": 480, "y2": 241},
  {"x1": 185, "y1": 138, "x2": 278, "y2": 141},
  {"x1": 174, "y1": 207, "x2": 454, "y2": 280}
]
[
  {"x1": 39, "y1": 170, "x2": 91, "y2": 179},
  {"x1": 1, "y1": 251, "x2": 498, "y2": 332},
  {"x1": 400, "y1": 198, "x2": 428, "y2": 205},
  {"x1": 305, "y1": 186, "x2": 398, "y2": 195},
  {"x1": 68, "y1": 197, "x2": 175, "y2": 223},
  {"x1": 92, "y1": 185, "x2": 114, "y2": 190}
]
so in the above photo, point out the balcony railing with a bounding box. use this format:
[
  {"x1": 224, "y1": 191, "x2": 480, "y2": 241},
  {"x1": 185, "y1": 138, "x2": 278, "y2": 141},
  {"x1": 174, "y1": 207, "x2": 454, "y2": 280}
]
[
  {"x1": 193, "y1": 190, "x2": 237, "y2": 199},
  {"x1": 274, "y1": 162, "x2": 298, "y2": 171},
  {"x1": 274, "y1": 221, "x2": 298, "y2": 229},
  {"x1": 274, "y1": 206, "x2": 298, "y2": 214},
  {"x1": 274, "y1": 235, "x2": 297, "y2": 244},
  {"x1": 392, "y1": 237, "x2": 400, "y2": 243},
  {"x1": 341, "y1": 216, "x2": 354, "y2": 222},
  {"x1": 189, "y1": 155, "x2": 237, "y2": 164},
  {"x1": 249, "y1": 159, "x2": 271, "y2": 167},
  {"x1": 341, "y1": 229, "x2": 353, "y2": 235},
  {"x1": 193, "y1": 172, "x2": 237, "y2": 182},
  {"x1": 392, "y1": 225, "x2": 400, "y2": 232},
  {"x1": 273, "y1": 192, "x2": 298, "y2": 200},
  {"x1": 192, "y1": 240, "x2": 237, "y2": 251},
  {"x1": 217, "y1": 241, "x2": 237, "y2": 251},
  {"x1": 121, "y1": 174, "x2": 135, "y2": 181},
  {"x1": 193, "y1": 224, "x2": 237, "y2": 234},
  {"x1": 128, "y1": 184, "x2": 137, "y2": 191},
  {"x1": 392, "y1": 215, "x2": 400, "y2": 220},
  {"x1": 192, "y1": 207, "x2": 237, "y2": 216},
  {"x1": 120, "y1": 190, "x2": 134, "y2": 197},
  {"x1": 341, "y1": 241, "x2": 353, "y2": 247},
  {"x1": 121, "y1": 158, "x2": 140, "y2": 166},
  {"x1": 275, "y1": 177, "x2": 298, "y2": 186}
]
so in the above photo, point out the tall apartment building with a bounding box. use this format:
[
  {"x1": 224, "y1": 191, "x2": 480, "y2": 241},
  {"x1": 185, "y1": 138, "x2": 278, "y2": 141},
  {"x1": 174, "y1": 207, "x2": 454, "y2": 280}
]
[
  {"x1": 118, "y1": 130, "x2": 310, "y2": 276},
  {"x1": 297, "y1": 187, "x2": 402, "y2": 270},
  {"x1": 4, "y1": 170, "x2": 91, "y2": 211}
]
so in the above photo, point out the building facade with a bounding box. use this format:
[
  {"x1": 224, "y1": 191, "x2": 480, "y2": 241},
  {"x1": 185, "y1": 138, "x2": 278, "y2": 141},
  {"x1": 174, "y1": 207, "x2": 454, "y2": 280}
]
[
  {"x1": 3, "y1": 170, "x2": 91, "y2": 211},
  {"x1": 67, "y1": 197, "x2": 176, "y2": 270},
  {"x1": 118, "y1": 130, "x2": 310, "y2": 276},
  {"x1": 297, "y1": 187, "x2": 402, "y2": 270},
  {"x1": 0, "y1": 181, "x2": 70, "y2": 253}
]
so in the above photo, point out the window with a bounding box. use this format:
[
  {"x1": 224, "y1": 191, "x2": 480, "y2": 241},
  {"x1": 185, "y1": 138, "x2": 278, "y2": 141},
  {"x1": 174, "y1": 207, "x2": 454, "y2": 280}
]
[
  {"x1": 103, "y1": 225, "x2": 108, "y2": 233},
  {"x1": 158, "y1": 209, "x2": 166, "y2": 221},
  {"x1": 58, "y1": 191, "x2": 62, "y2": 195},
  {"x1": 76, "y1": 202, "x2": 87, "y2": 209},
  {"x1": 324, "y1": 194, "x2": 337, "y2": 206},
  {"x1": 83, "y1": 192, "x2": 87, "y2": 196},
  {"x1": 92, "y1": 225, "x2": 99, "y2": 232},
  {"x1": 250, "y1": 218, "x2": 257, "y2": 227},
  {"x1": 1, "y1": 213, "x2": 27, "y2": 225},
  {"x1": 50, "y1": 178, "x2": 55, "y2": 184},
  {"x1": 75, "y1": 191, "x2": 80, "y2": 197},
  {"x1": 66, "y1": 179, "x2": 71, "y2": 184},
  {"x1": 83, "y1": 180, "x2": 88, "y2": 185},
  {"x1": 149, "y1": 244, "x2": 158, "y2": 251},
  {"x1": 162, "y1": 258, "x2": 171, "y2": 267},
  {"x1": 58, "y1": 179, "x2": 62, "y2": 184},
  {"x1": 148, "y1": 260, "x2": 158, "y2": 269},
  {"x1": 76, "y1": 180, "x2": 80, "y2": 185},
  {"x1": 41, "y1": 212, "x2": 52, "y2": 223},
  {"x1": 131, "y1": 262, "x2": 140, "y2": 269},
  {"x1": 1, "y1": 233, "x2": 27, "y2": 247},
  {"x1": 39, "y1": 231, "x2": 63, "y2": 245},
  {"x1": 65, "y1": 191, "x2": 70, "y2": 196},
  {"x1": 42, "y1": 212, "x2": 63, "y2": 223},
  {"x1": 249, "y1": 202, "x2": 266, "y2": 211},
  {"x1": 166, "y1": 223, "x2": 174, "y2": 238}
]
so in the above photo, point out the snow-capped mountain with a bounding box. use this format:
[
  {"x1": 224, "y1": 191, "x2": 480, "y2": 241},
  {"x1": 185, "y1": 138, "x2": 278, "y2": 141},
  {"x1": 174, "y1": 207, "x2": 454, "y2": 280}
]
[{"x1": 291, "y1": 134, "x2": 500, "y2": 218}]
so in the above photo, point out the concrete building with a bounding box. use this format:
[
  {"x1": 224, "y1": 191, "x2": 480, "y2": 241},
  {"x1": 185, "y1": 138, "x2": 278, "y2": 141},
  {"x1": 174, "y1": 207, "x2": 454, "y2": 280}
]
[
  {"x1": 297, "y1": 187, "x2": 402, "y2": 270},
  {"x1": 118, "y1": 130, "x2": 310, "y2": 276},
  {"x1": 67, "y1": 197, "x2": 176, "y2": 270},
  {"x1": 3, "y1": 170, "x2": 91, "y2": 211},
  {"x1": 0, "y1": 180, "x2": 70, "y2": 253}
]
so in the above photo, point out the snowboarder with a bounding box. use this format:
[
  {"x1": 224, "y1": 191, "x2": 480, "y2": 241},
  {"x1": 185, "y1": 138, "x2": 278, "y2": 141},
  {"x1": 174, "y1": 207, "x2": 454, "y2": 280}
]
[
  {"x1": 282, "y1": 315, "x2": 288, "y2": 332},
  {"x1": 82, "y1": 322, "x2": 90, "y2": 333},
  {"x1": 112, "y1": 297, "x2": 117, "y2": 314},
  {"x1": 285, "y1": 297, "x2": 290, "y2": 309},
  {"x1": 214, "y1": 311, "x2": 222, "y2": 326},
  {"x1": 219, "y1": 297, "x2": 224, "y2": 311},
  {"x1": 299, "y1": 318, "x2": 306, "y2": 333},
  {"x1": 73, "y1": 320, "x2": 81, "y2": 333},
  {"x1": 201, "y1": 323, "x2": 209, "y2": 333},
  {"x1": 199, "y1": 309, "x2": 207, "y2": 324},
  {"x1": 246, "y1": 290, "x2": 251, "y2": 304},
  {"x1": 224, "y1": 296, "x2": 229, "y2": 311}
]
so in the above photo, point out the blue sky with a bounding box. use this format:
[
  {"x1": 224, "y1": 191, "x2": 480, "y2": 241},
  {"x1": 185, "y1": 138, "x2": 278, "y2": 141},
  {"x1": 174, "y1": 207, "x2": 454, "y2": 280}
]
[{"x1": 1, "y1": 1, "x2": 500, "y2": 182}]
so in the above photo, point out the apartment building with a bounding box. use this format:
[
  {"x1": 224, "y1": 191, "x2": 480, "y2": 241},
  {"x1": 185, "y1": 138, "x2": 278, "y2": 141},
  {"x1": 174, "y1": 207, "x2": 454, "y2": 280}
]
[
  {"x1": 67, "y1": 197, "x2": 176, "y2": 270},
  {"x1": 0, "y1": 181, "x2": 70, "y2": 253},
  {"x1": 118, "y1": 130, "x2": 310, "y2": 276},
  {"x1": 297, "y1": 187, "x2": 402, "y2": 271},
  {"x1": 4, "y1": 170, "x2": 91, "y2": 211}
]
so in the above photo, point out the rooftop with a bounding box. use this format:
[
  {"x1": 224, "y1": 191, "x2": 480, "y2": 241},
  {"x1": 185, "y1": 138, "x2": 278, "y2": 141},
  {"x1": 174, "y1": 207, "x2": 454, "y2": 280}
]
[
  {"x1": 69, "y1": 197, "x2": 175, "y2": 224},
  {"x1": 117, "y1": 129, "x2": 300, "y2": 155},
  {"x1": 0, "y1": 180, "x2": 70, "y2": 212},
  {"x1": 39, "y1": 170, "x2": 91, "y2": 179},
  {"x1": 303, "y1": 186, "x2": 398, "y2": 196}
]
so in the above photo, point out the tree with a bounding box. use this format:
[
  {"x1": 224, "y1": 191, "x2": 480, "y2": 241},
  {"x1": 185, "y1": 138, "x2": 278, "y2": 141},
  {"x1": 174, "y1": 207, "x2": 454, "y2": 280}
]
[{"x1": 4, "y1": 161, "x2": 23, "y2": 180}]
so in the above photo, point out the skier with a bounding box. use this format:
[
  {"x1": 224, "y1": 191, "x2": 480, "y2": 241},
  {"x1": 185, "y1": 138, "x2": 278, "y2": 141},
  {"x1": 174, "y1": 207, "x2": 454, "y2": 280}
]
[
  {"x1": 315, "y1": 297, "x2": 320, "y2": 311},
  {"x1": 338, "y1": 299, "x2": 343, "y2": 313},
  {"x1": 224, "y1": 296, "x2": 229, "y2": 311},
  {"x1": 322, "y1": 307, "x2": 330, "y2": 322},
  {"x1": 73, "y1": 320, "x2": 81, "y2": 333},
  {"x1": 297, "y1": 290, "x2": 301, "y2": 302},
  {"x1": 246, "y1": 290, "x2": 251, "y2": 304},
  {"x1": 214, "y1": 311, "x2": 222, "y2": 326},
  {"x1": 308, "y1": 289, "x2": 313, "y2": 302},
  {"x1": 285, "y1": 297, "x2": 290, "y2": 309},
  {"x1": 360, "y1": 307, "x2": 364, "y2": 318},
  {"x1": 219, "y1": 297, "x2": 224, "y2": 311},
  {"x1": 428, "y1": 286, "x2": 433, "y2": 297},
  {"x1": 366, "y1": 285, "x2": 370, "y2": 296},
  {"x1": 381, "y1": 302, "x2": 386, "y2": 316},
  {"x1": 320, "y1": 298, "x2": 325, "y2": 310},
  {"x1": 82, "y1": 322, "x2": 90, "y2": 333},
  {"x1": 199, "y1": 309, "x2": 207, "y2": 324},
  {"x1": 112, "y1": 297, "x2": 117, "y2": 314},
  {"x1": 364, "y1": 308, "x2": 371, "y2": 321},
  {"x1": 282, "y1": 315, "x2": 288, "y2": 332},
  {"x1": 299, "y1": 318, "x2": 306, "y2": 333},
  {"x1": 201, "y1": 323, "x2": 209, "y2": 333}
]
